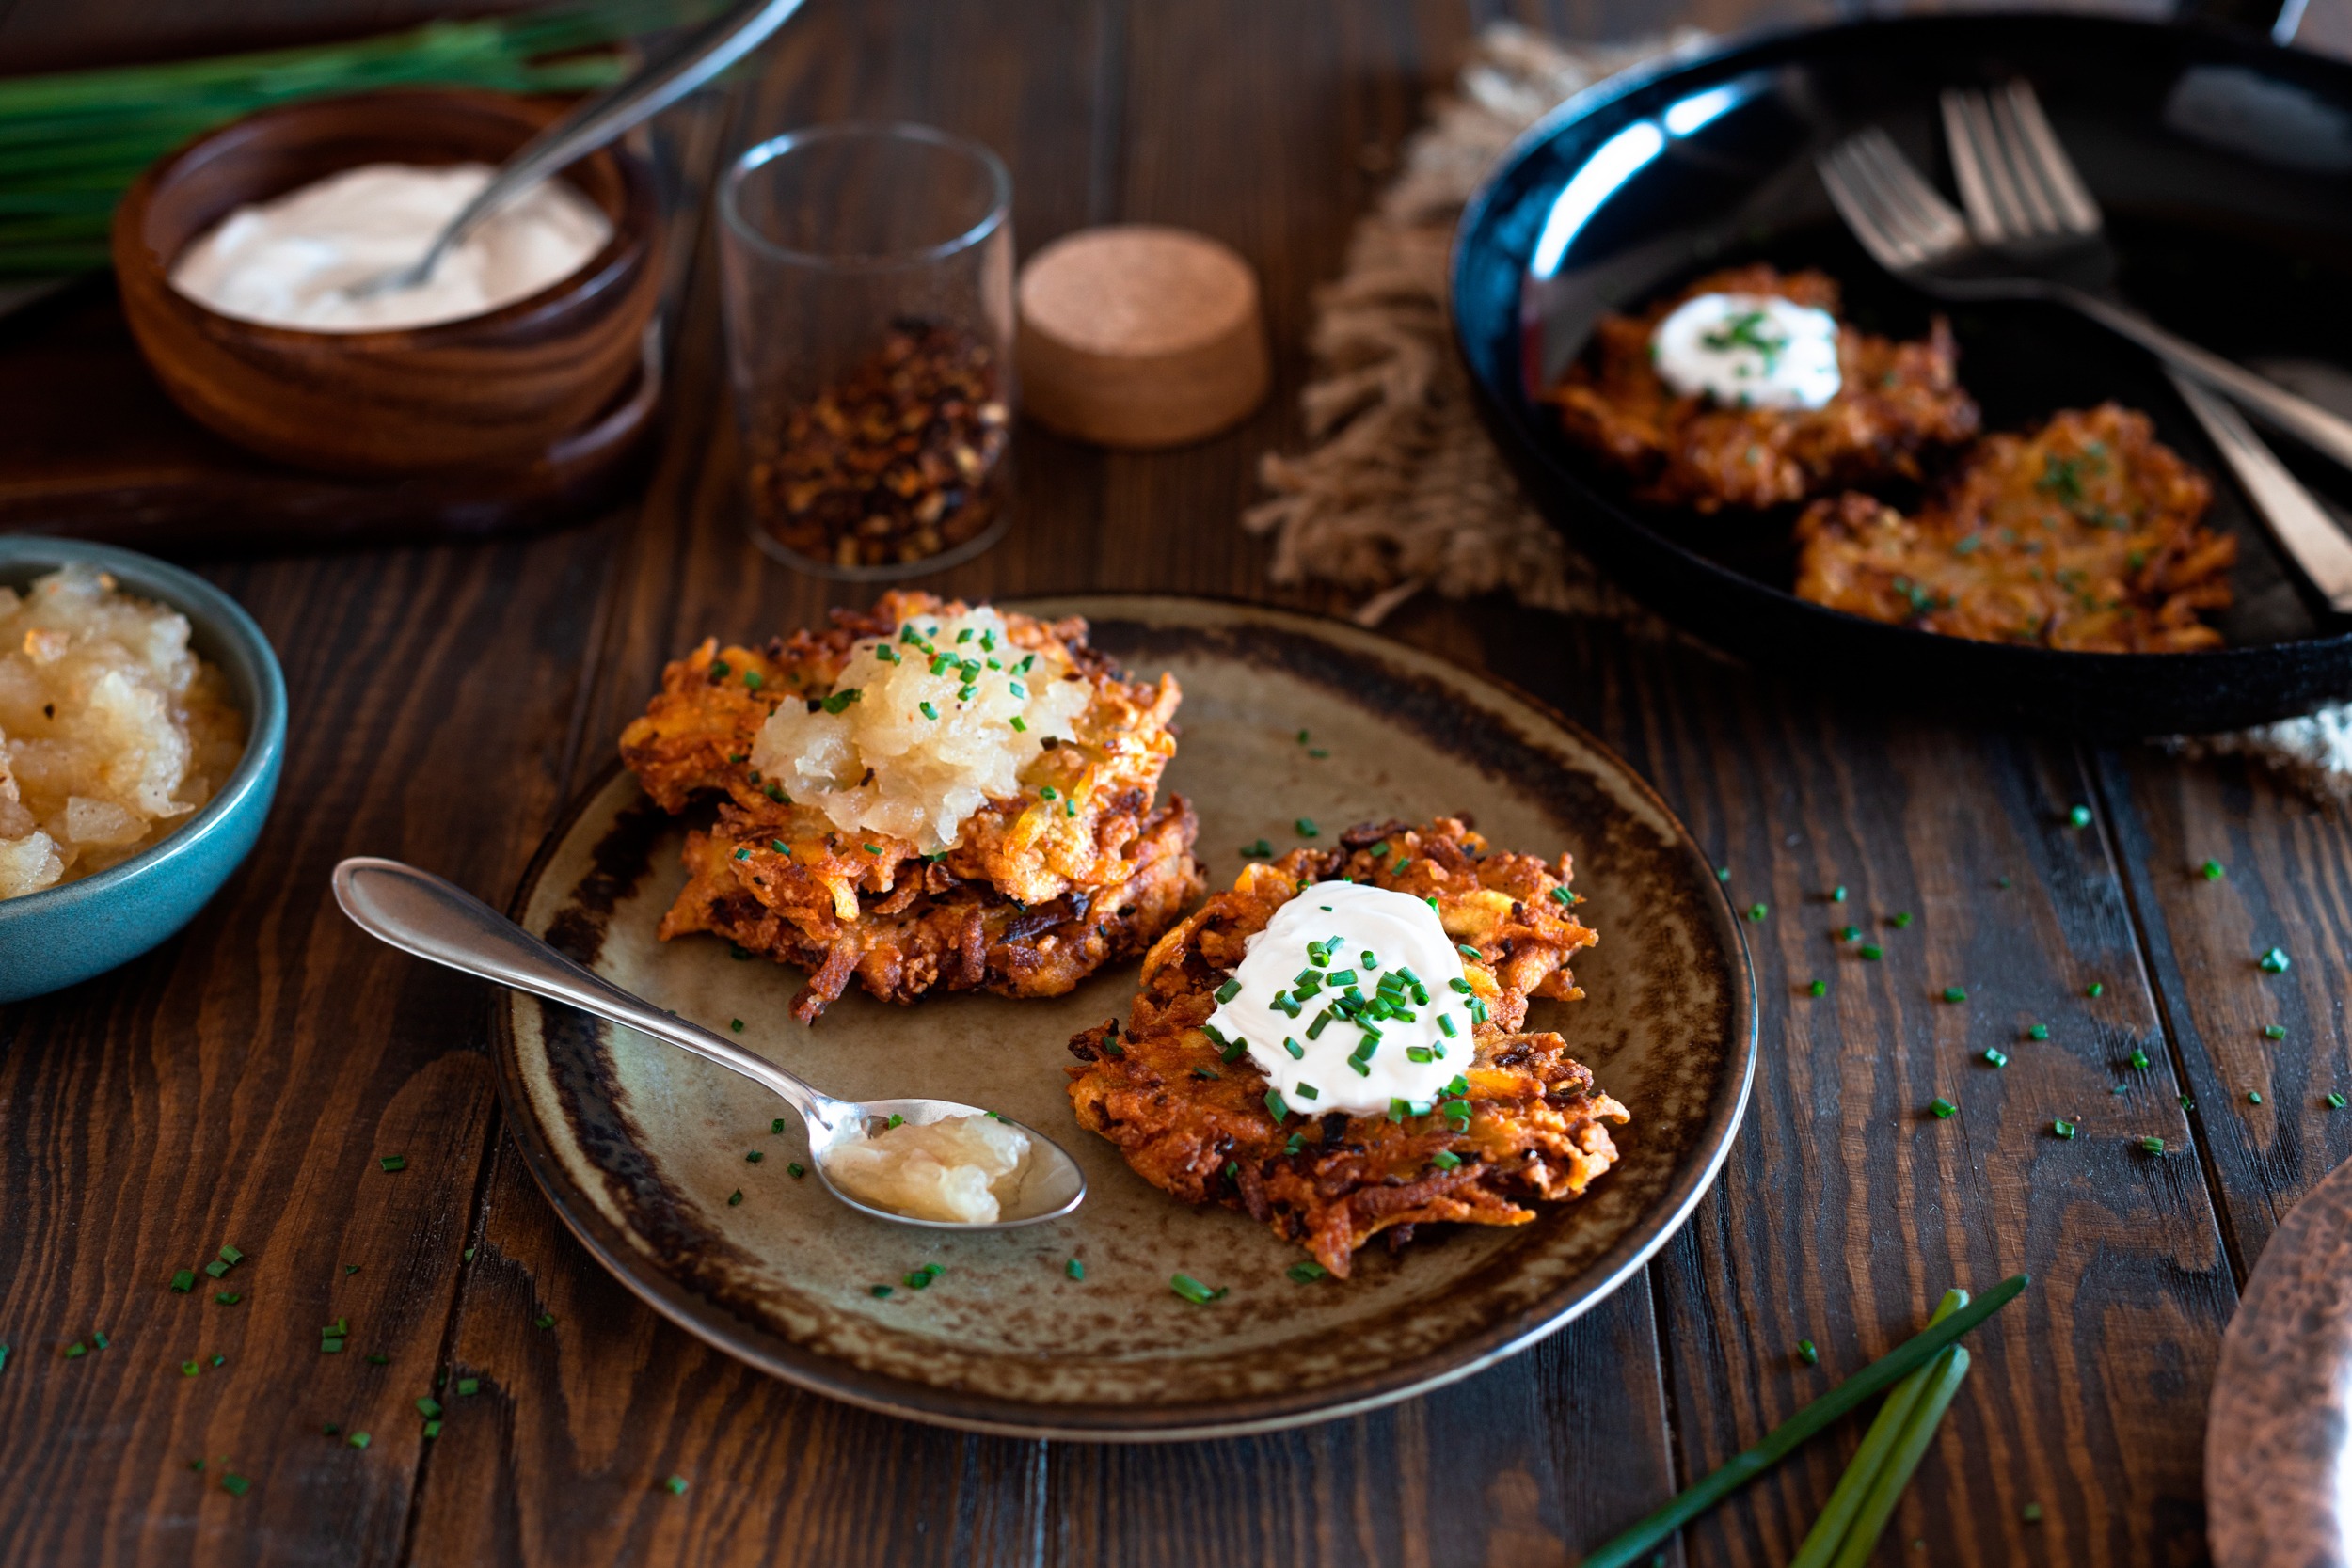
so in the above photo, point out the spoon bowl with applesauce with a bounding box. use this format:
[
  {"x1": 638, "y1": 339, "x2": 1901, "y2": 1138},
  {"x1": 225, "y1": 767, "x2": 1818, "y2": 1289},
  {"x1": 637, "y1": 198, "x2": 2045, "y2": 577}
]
[{"x1": 331, "y1": 856, "x2": 1086, "y2": 1230}]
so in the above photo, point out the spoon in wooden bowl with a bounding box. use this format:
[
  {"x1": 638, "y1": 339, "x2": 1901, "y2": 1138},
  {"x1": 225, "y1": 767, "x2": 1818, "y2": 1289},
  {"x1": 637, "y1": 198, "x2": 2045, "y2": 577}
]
[
  {"x1": 330, "y1": 856, "x2": 1086, "y2": 1230},
  {"x1": 347, "y1": 0, "x2": 807, "y2": 300}
]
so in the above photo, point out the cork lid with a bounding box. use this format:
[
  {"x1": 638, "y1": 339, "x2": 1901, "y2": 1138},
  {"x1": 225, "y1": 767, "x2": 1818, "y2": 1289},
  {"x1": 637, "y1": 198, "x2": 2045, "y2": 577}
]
[{"x1": 1016, "y1": 225, "x2": 1270, "y2": 449}]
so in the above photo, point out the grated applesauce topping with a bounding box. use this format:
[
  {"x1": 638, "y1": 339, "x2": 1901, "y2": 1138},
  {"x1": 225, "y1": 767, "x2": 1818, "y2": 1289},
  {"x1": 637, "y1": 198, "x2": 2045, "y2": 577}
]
[
  {"x1": 825, "y1": 1111, "x2": 1032, "y2": 1224},
  {"x1": 0, "y1": 566, "x2": 245, "y2": 900},
  {"x1": 751, "y1": 604, "x2": 1089, "y2": 855}
]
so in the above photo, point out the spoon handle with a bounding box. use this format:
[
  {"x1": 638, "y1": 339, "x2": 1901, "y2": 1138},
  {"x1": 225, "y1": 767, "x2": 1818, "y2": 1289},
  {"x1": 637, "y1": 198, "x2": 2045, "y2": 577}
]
[
  {"x1": 412, "y1": 0, "x2": 808, "y2": 277},
  {"x1": 331, "y1": 856, "x2": 846, "y2": 1131}
]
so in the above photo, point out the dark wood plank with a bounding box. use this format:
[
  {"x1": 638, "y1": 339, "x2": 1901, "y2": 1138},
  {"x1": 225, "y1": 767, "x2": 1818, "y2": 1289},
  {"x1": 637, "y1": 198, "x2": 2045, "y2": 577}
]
[
  {"x1": 0, "y1": 526, "x2": 617, "y2": 1565},
  {"x1": 2097, "y1": 744, "x2": 2352, "y2": 1276},
  {"x1": 1449, "y1": 604, "x2": 2239, "y2": 1565}
]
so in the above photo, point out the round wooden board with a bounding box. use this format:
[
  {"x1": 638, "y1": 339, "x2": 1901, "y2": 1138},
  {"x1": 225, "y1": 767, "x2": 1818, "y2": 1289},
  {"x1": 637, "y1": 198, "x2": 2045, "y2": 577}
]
[{"x1": 490, "y1": 595, "x2": 1755, "y2": 1438}]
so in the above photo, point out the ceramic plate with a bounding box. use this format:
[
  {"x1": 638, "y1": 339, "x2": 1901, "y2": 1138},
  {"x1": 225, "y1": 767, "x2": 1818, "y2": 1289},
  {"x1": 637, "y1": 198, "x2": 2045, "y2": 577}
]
[
  {"x1": 2207, "y1": 1151, "x2": 2352, "y2": 1567},
  {"x1": 490, "y1": 595, "x2": 1755, "y2": 1438},
  {"x1": 1454, "y1": 15, "x2": 2352, "y2": 735}
]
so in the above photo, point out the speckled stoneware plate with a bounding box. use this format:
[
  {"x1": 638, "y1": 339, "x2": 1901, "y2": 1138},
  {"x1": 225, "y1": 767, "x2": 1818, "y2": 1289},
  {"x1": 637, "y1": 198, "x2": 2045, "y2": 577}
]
[
  {"x1": 2207, "y1": 1152, "x2": 2352, "y2": 1567},
  {"x1": 491, "y1": 595, "x2": 1755, "y2": 1438}
]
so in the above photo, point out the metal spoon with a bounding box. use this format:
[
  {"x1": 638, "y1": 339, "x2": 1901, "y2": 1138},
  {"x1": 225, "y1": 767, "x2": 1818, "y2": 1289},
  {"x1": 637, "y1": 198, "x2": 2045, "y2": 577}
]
[
  {"x1": 347, "y1": 0, "x2": 807, "y2": 300},
  {"x1": 330, "y1": 856, "x2": 1086, "y2": 1230}
]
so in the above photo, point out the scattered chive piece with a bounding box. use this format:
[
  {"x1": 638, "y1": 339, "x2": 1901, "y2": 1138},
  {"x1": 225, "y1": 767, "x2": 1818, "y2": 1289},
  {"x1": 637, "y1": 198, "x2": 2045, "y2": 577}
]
[
  {"x1": 1859, "y1": 944, "x2": 1883, "y2": 961},
  {"x1": 182, "y1": 1360, "x2": 199, "y2": 1377},
  {"x1": 349, "y1": 1432, "x2": 371, "y2": 1449},
  {"x1": 416, "y1": 1398, "x2": 442, "y2": 1418},
  {"x1": 1943, "y1": 987, "x2": 1967, "y2": 1003},
  {"x1": 205, "y1": 1260, "x2": 229, "y2": 1279},
  {"x1": 1287, "y1": 1260, "x2": 1328, "y2": 1284},
  {"x1": 1983, "y1": 1048, "x2": 2009, "y2": 1068},
  {"x1": 2027, "y1": 1024, "x2": 2049, "y2": 1041},
  {"x1": 1998, "y1": 875, "x2": 2012, "y2": 888},
  {"x1": 871, "y1": 1286, "x2": 894, "y2": 1299},
  {"x1": 1807, "y1": 979, "x2": 1827, "y2": 997},
  {"x1": 2022, "y1": 1502, "x2": 2043, "y2": 1522},
  {"x1": 321, "y1": 1339, "x2": 343, "y2": 1354},
  {"x1": 1797, "y1": 1338, "x2": 1820, "y2": 1366},
  {"x1": 1295, "y1": 818, "x2": 1319, "y2": 838},
  {"x1": 345, "y1": 1264, "x2": 360, "y2": 1275},
  {"x1": 214, "y1": 1293, "x2": 241, "y2": 1306},
  {"x1": 2054, "y1": 1118, "x2": 2076, "y2": 1139},
  {"x1": 2260, "y1": 947, "x2": 2292, "y2": 974},
  {"x1": 2180, "y1": 1094, "x2": 2196, "y2": 1111},
  {"x1": 212, "y1": 1354, "x2": 225, "y2": 1367},
  {"x1": 379, "y1": 1156, "x2": 406, "y2": 1173},
  {"x1": 1840, "y1": 926, "x2": 1862, "y2": 942},
  {"x1": 729, "y1": 1018, "x2": 744, "y2": 1033},
  {"x1": 2141, "y1": 1136, "x2": 2167, "y2": 1154},
  {"x1": 887, "y1": 1114, "x2": 903, "y2": 1129},
  {"x1": 171, "y1": 1270, "x2": 196, "y2": 1293},
  {"x1": 1892, "y1": 911, "x2": 1914, "y2": 928},
  {"x1": 422, "y1": 1421, "x2": 441, "y2": 1438},
  {"x1": 2086, "y1": 981, "x2": 2105, "y2": 998},
  {"x1": 2068, "y1": 804, "x2": 2092, "y2": 828},
  {"x1": 728, "y1": 1190, "x2": 743, "y2": 1206},
  {"x1": 2249, "y1": 1091, "x2": 2265, "y2": 1105},
  {"x1": 734, "y1": 847, "x2": 751, "y2": 861},
  {"x1": 1214, "y1": 979, "x2": 1241, "y2": 1003},
  {"x1": 457, "y1": 1378, "x2": 479, "y2": 1396},
  {"x1": 2329, "y1": 1094, "x2": 2347, "y2": 1109},
  {"x1": 787, "y1": 1163, "x2": 806, "y2": 1179},
  {"x1": 222, "y1": 1475, "x2": 250, "y2": 1497},
  {"x1": 1929, "y1": 1098, "x2": 1957, "y2": 1119},
  {"x1": 1746, "y1": 903, "x2": 1768, "y2": 922},
  {"x1": 2128, "y1": 1049, "x2": 2151, "y2": 1070},
  {"x1": 1009, "y1": 716, "x2": 1027, "y2": 733},
  {"x1": 1431, "y1": 1149, "x2": 1462, "y2": 1170},
  {"x1": 745, "y1": 1150, "x2": 763, "y2": 1164},
  {"x1": 1066, "y1": 1258, "x2": 1085, "y2": 1280},
  {"x1": 1832, "y1": 886, "x2": 1848, "y2": 902},
  {"x1": 666, "y1": 1476, "x2": 689, "y2": 1496},
  {"x1": 366, "y1": 1354, "x2": 389, "y2": 1365},
  {"x1": 1455, "y1": 943, "x2": 1480, "y2": 961},
  {"x1": 534, "y1": 1315, "x2": 554, "y2": 1330},
  {"x1": 2265, "y1": 1025, "x2": 2288, "y2": 1040},
  {"x1": 64, "y1": 1342, "x2": 85, "y2": 1358},
  {"x1": 2201, "y1": 859, "x2": 2225, "y2": 880},
  {"x1": 1169, "y1": 1273, "x2": 1226, "y2": 1305},
  {"x1": 1716, "y1": 866, "x2": 1731, "y2": 881},
  {"x1": 1264, "y1": 1089, "x2": 1289, "y2": 1120}
]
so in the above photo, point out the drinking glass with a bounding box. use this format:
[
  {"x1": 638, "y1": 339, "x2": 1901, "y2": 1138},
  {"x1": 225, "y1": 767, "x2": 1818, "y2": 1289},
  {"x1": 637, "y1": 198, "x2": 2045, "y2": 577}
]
[{"x1": 719, "y1": 123, "x2": 1014, "y2": 578}]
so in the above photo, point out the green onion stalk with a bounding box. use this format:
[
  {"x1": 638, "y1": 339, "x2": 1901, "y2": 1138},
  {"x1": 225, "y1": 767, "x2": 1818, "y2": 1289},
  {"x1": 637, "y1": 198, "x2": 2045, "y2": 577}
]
[{"x1": 0, "y1": 0, "x2": 713, "y2": 274}]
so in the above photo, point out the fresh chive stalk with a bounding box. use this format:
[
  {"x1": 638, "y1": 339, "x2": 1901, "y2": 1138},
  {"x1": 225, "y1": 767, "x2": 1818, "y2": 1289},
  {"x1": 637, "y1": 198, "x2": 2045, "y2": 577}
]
[
  {"x1": 1786, "y1": 1291, "x2": 1963, "y2": 1568},
  {"x1": 1824, "y1": 1344, "x2": 1972, "y2": 1567},
  {"x1": 1577, "y1": 1275, "x2": 2026, "y2": 1568}
]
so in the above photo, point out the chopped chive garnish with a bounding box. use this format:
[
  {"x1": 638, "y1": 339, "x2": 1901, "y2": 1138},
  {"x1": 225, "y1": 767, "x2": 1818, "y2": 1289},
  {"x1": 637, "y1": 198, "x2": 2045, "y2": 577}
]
[
  {"x1": 1282, "y1": 1037, "x2": 1304, "y2": 1059},
  {"x1": 1716, "y1": 866, "x2": 1731, "y2": 881},
  {"x1": 1549, "y1": 886, "x2": 1573, "y2": 906},
  {"x1": 746, "y1": 1150, "x2": 763, "y2": 1164},
  {"x1": 2027, "y1": 1024, "x2": 2049, "y2": 1040},
  {"x1": 2329, "y1": 1094, "x2": 2347, "y2": 1109},
  {"x1": 2140, "y1": 1136, "x2": 2167, "y2": 1154},
  {"x1": 1746, "y1": 903, "x2": 1768, "y2": 922},
  {"x1": 666, "y1": 1476, "x2": 689, "y2": 1496},
  {"x1": 871, "y1": 1286, "x2": 894, "y2": 1299},
  {"x1": 221, "y1": 1475, "x2": 250, "y2": 1497},
  {"x1": 1295, "y1": 1083, "x2": 1320, "y2": 1101},
  {"x1": 2264, "y1": 1024, "x2": 2288, "y2": 1039},
  {"x1": 1264, "y1": 1089, "x2": 1289, "y2": 1120},
  {"x1": 1065, "y1": 1258, "x2": 1085, "y2": 1280},
  {"x1": 1323, "y1": 969, "x2": 1357, "y2": 987},
  {"x1": 2068, "y1": 804, "x2": 2092, "y2": 828},
  {"x1": 2054, "y1": 1118, "x2": 2076, "y2": 1139},
  {"x1": 1406, "y1": 1046, "x2": 1433, "y2": 1063},
  {"x1": 728, "y1": 1190, "x2": 743, "y2": 1206},
  {"x1": 1191, "y1": 1067, "x2": 1219, "y2": 1080},
  {"x1": 1214, "y1": 979, "x2": 1241, "y2": 1003},
  {"x1": 1295, "y1": 818, "x2": 1318, "y2": 837},
  {"x1": 534, "y1": 1315, "x2": 555, "y2": 1329},
  {"x1": 2128, "y1": 1049, "x2": 2150, "y2": 1070},
  {"x1": 1893, "y1": 911, "x2": 1914, "y2": 928},
  {"x1": 887, "y1": 1114, "x2": 903, "y2": 1129},
  {"x1": 1455, "y1": 943, "x2": 1480, "y2": 960},
  {"x1": 787, "y1": 1163, "x2": 805, "y2": 1178},
  {"x1": 1859, "y1": 944, "x2": 1883, "y2": 961},
  {"x1": 1832, "y1": 886, "x2": 1848, "y2": 902},
  {"x1": 1943, "y1": 987, "x2": 1967, "y2": 1004},
  {"x1": 1287, "y1": 1260, "x2": 1328, "y2": 1283},
  {"x1": 1169, "y1": 1273, "x2": 1226, "y2": 1305},
  {"x1": 214, "y1": 1293, "x2": 241, "y2": 1306},
  {"x1": 1983, "y1": 1048, "x2": 2009, "y2": 1068},
  {"x1": 1284, "y1": 1132, "x2": 1306, "y2": 1155},
  {"x1": 1807, "y1": 980, "x2": 1827, "y2": 997},
  {"x1": 733, "y1": 847, "x2": 751, "y2": 861},
  {"x1": 1009, "y1": 715, "x2": 1027, "y2": 733},
  {"x1": 2260, "y1": 947, "x2": 2292, "y2": 974},
  {"x1": 1840, "y1": 926, "x2": 1862, "y2": 942},
  {"x1": 171, "y1": 1270, "x2": 196, "y2": 1293},
  {"x1": 1431, "y1": 1150, "x2": 1462, "y2": 1170},
  {"x1": 2201, "y1": 859, "x2": 2225, "y2": 880},
  {"x1": 416, "y1": 1397, "x2": 442, "y2": 1418},
  {"x1": 1797, "y1": 1338, "x2": 1820, "y2": 1366},
  {"x1": 205, "y1": 1260, "x2": 228, "y2": 1278},
  {"x1": 2086, "y1": 981, "x2": 2105, "y2": 997},
  {"x1": 379, "y1": 1157, "x2": 405, "y2": 1173},
  {"x1": 457, "y1": 1378, "x2": 479, "y2": 1396},
  {"x1": 1929, "y1": 1098, "x2": 1957, "y2": 1119},
  {"x1": 820, "y1": 688, "x2": 863, "y2": 715},
  {"x1": 919, "y1": 702, "x2": 939, "y2": 720},
  {"x1": 2249, "y1": 1090, "x2": 2265, "y2": 1105}
]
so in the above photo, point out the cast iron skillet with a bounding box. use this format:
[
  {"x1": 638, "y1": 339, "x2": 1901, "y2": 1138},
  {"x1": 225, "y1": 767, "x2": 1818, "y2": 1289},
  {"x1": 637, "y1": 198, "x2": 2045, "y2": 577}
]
[{"x1": 1453, "y1": 13, "x2": 2352, "y2": 735}]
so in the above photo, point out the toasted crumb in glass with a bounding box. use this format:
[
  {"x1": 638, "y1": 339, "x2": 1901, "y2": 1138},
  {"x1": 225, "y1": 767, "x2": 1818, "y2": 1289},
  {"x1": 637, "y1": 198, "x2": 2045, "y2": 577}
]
[
  {"x1": 825, "y1": 1112, "x2": 1030, "y2": 1224},
  {"x1": 0, "y1": 565, "x2": 245, "y2": 900}
]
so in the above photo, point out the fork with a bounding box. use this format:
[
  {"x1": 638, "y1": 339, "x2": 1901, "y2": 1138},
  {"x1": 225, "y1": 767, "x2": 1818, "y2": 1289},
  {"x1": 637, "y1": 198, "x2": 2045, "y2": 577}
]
[
  {"x1": 1934, "y1": 80, "x2": 2352, "y2": 614},
  {"x1": 1816, "y1": 91, "x2": 2352, "y2": 475}
]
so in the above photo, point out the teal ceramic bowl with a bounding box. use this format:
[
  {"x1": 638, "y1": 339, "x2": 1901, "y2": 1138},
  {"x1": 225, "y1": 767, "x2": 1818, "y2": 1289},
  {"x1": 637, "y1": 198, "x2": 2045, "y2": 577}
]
[{"x1": 0, "y1": 537, "x2": 285, "y2": 1003}]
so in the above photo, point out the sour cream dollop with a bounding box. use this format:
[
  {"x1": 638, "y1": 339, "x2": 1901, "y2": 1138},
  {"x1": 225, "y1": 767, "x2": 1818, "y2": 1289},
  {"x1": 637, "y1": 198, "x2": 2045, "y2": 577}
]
[
  {"x1": 169, "y1": 163, "x2": 612, "y2": 333},
  {"x1": 1650, "y1": 292, "x2": 1841, "y2": 410},
  {"x1": 1206, "y1": 881, "x2": 1473, "y2": 1117}
]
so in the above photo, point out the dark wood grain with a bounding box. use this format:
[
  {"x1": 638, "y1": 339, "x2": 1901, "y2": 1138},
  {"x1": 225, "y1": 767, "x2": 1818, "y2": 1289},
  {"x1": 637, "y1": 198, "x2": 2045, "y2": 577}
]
[{"x1": 0, "y1": 530, "x2": 616, "y2": 1564}]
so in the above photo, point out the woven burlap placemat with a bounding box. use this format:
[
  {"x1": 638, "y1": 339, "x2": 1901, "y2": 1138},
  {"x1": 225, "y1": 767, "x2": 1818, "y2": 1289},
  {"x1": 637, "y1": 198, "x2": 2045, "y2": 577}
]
[{"x1": 1244, "y1": 22, "x2": 2352, "y2": 800}]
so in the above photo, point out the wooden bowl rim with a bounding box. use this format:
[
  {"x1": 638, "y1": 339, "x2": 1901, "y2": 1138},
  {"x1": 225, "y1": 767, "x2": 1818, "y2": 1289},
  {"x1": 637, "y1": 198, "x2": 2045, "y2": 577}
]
[{"x1": 112, "y1": 86, "x2": 659, "y2": 351}]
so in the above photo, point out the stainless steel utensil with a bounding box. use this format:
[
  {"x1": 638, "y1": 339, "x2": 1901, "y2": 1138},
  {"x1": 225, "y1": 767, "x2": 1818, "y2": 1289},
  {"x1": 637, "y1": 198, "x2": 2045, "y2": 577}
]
[
  {"x1": 1816, "y1": 87, "x2": 2352, "y2": 475},
  {"x1": 1923, "y1": 78, "x2": 2352, "y2": 614},
  {"x1": 331, "y1": 856, "x2": 1086, "y2": 1231},
  {"x1": 351, "y1": 0, "x2": 806, "y2": 299}
]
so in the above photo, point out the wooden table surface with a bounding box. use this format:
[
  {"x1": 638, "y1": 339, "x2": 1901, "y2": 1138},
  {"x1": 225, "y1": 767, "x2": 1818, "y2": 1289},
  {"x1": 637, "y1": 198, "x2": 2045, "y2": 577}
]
[{"x1": 0, "y1": 0, "x2": 2336, "y2": 1562}]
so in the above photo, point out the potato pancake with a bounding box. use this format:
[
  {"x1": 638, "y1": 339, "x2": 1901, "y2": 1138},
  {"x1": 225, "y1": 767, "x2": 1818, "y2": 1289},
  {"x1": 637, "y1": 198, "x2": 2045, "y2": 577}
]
[
  {"x1": 1544, "y1": 264, "x2": 1979, "y2": 512},
  {"x1": 1066, "y1": 817, "x2": 1626, "y2": 1277},
  {"x1": 1793, "y1": 404, "x2": 2233, "y2": 652},
  {"x1": 620, "y1": 593, "x2": 1203, "y2": 1020}
]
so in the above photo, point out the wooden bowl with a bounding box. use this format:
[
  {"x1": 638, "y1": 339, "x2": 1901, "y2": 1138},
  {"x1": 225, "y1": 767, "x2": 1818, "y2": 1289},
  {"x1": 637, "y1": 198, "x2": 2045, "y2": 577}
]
[{"x1": 112, "y1": 89, "x2": 661, "y2": 479}]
